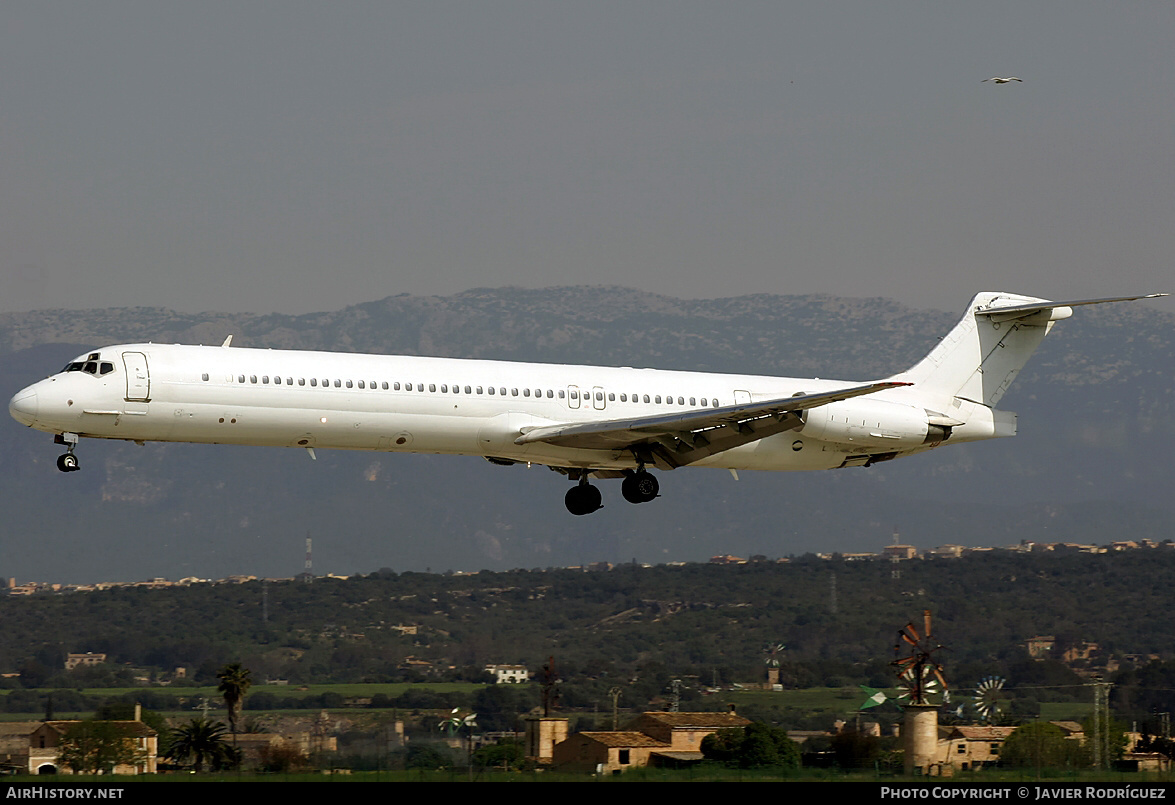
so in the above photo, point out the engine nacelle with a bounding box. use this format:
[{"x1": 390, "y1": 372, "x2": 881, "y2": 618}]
[{"x1": 799, "y1": 398, "x2": 948, "y2": 448}]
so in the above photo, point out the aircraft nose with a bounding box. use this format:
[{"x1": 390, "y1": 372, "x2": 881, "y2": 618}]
[{"x1": 9, "y1": 387, "x2": 38, "y2": 426}]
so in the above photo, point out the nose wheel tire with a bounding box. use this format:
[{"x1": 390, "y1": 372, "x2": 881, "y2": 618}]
[
  {"x1": 57, "y1": 453, "x2": 80, "y2": 473},
  {"x1": 565, "y1": 483, "x2": 602, "y2": 515},
  {"x1": 621, "y1": 470, "x2": 659, "y2": 504}
]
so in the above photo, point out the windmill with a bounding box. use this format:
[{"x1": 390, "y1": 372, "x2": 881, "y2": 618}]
[
  {"x1": 859, "y1": 685, "x2": 889, "y2": 710},
  {"x1": 439, "y1": 708, "x2": 478, "y2": 737},
  {"x1": 973, "y1": 676, "x2": 1007, "y2": 723},
  {"x1": 891, "y1": 610, "x2": 947, "y2": 707},
  {"x1": 764, "y1": 643, "x2": 785, "y2": 687}
]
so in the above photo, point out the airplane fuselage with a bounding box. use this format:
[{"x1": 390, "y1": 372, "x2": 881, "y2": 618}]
[{"x1": 10, "y1": 343, "x2": 985, "y2": 473}]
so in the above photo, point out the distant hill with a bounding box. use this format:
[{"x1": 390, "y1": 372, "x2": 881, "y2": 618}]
[{"x1": 2, "y1": 287, "x2": 1172, "y2": 583}]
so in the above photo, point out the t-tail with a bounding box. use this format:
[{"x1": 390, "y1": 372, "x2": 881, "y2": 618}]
[{"x1": 890, "y1": 291, "x2": 1166, "y2": 440}]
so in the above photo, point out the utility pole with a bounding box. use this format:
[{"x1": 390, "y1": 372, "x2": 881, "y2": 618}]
[{"x1": 1089, "y1": 678, "x2": 1113, "y2": 770}]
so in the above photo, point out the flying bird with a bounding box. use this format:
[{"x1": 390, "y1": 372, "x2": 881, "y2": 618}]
[{"x1": 982, "y1": 77, "x2": 1023, "y2": 84}]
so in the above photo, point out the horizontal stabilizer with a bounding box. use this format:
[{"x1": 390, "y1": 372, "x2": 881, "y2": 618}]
[{"x1": 978, "y1": 293, "x2": 1167, "y2": 323}]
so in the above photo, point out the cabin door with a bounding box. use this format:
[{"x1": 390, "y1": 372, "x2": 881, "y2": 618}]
[{"x1": 122, "y1": 352, "x2": 151, "y2": 401}]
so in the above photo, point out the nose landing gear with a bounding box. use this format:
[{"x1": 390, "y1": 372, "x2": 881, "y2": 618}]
[{"x1": 54, "y1": 432, "x2": 80, "y2": 473}]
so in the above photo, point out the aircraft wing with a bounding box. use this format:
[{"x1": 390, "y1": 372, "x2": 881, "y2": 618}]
[{"x1": 514, "y1": 381, "x2": 911, "y2": 470}]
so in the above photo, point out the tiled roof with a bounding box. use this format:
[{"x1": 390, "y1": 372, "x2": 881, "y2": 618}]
[
  {"x1": 578, "y1": 732, "x2": 670, "y2": 748},
  {"x1": 635, "y1": 712, "x2": 751, "y2": 728},
  {"x1": 950, "y1": 726, "x2": 1015, "y2": 740}
]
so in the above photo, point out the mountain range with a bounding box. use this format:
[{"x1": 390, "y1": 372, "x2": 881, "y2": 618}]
[{"x1": 2, "y1": 287, "x2": 1171, "y2": 584}]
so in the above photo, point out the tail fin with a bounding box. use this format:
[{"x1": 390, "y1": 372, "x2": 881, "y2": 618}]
[
  {"x1": 893, "y1": 292, "x2": 1166, "y2": 409},
  {"x1": 893, "y1": 292, "x2": 1059, "y2": 409}
]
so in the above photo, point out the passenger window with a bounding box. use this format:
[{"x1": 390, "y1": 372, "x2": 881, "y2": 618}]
[
  {"x1": 488, "y1": 387, "x2": 495, "y2": 395},
  {"x1": 558, "y1": 390, "x2": 565, "y2": 399},
  {"x1": 298, "y1": 378, "x2": 305, "y2": 386},
  {"x1": 689, "y1": 397, "x2": 696, "y2": 406},
  {"x1": 712, "y1": 399, "x2": 719, "y2": 408},
  {"x1": 523, "y1": 388, "x2": 530, "y2": 397},
  {"x1": 678, "y1": 397, "x2": 684, "y2": 405},
  {"x1": 239, "y1": 375, "x2": 246, "y2": 383},
  {"x1": 643, "y1": 394, "x2": 650, "y2": 403},
  {"x1": 358, "y1": 380, "x2": 365, "y2": 389},
  {"x1": 512, "y1": 388, "x2": 519, "y2": 396},
  {"x1": 346, "y1": 380, "x2": 353, "y2": 388},
  {"x1": 546, "y1": 390, "x2": 553, "y2": 398},
  {"x1": 382, "y1": 382, "x2": 389, "y2": 390},
  {"x1": 263, "y1": 376, "x2": 270, "y2": 384},
  {"x1": 476, "y1": 386, "x2": 483, "y2": 394},
  {"x1": 655, "y1": 395, "x2": 662, "y2": 403},
  {"x1": 417, "y1": 383, "x2": 424, "y2": 392},
  {"x1": 499, "y1": 388, "x2": 506, "y2": 396},
  {"x1": 440, "y1": 384, "x2": 447, "y2": 393},
  {"x1": 429, "y1": 384, "x2": 436, "y2": 392},
  {"x1": 250, "y1": 376, "x2": 258, "y2": 384},
  {"x1": 465, "y1": 386, "x2": 472, "y2": 394},
  {"x1": 334, "y1": 379, "x2": 342, "y2": 387},
  {"x1": 310, "y1": 378, "x2": 317, "y2": 387},
  {"x1": 620, "y1": 393, "x2": 627, "y2": 402},
  {"x1": 275, "y1": 377, "x2": 282, "y2": 385},
  {"x1": 202, "y1": 373, "x2": 209, "y2": 381}
]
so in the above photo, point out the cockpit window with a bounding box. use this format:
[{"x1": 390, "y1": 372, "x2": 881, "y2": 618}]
[{"x1": 62, "y1": 355, "x2": 115, "y2": 376}]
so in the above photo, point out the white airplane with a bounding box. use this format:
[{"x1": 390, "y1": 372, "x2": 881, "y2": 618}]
[{"x1": 8, "y1": 292, "x2": 1165, "y2": 515}]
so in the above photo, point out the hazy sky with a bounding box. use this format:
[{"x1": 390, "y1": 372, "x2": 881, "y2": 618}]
[{"x1": 2, "y1": 2, "x2": 1172, "y2": 315}]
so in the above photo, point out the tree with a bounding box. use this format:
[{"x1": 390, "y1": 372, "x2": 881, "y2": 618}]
[
  {"x1": 701, "y1": 723, "x2": 801, "y2": 770},
  {"x1": 472, "y1": 738, "x2": 525, "y2": 771},
  {"x1": 1002, "y1": 722, "x2": 1084, "y2": 769},
  {"x1": 402, "y1": 742, "x2": 455, "y2": 770},
  {"x1": 831, "y1": 728, "x2": 882, "y2": 770},
  {"x1": 256, "y1": 743, "x2": 308, "y2": 773},
  {"x1": 58, "y1": 721, "x2": 146, "y2": 775},
  {"x1": 216, "y1": 663, "x2": 253, "y2": 735},
  {"x1": 166, "y1": 718, "x2": 235, "y2": 773}
]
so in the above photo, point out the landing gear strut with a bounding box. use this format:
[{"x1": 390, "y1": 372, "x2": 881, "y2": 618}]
[
  {"x1": 564, "y1": 476, "x2": 602, "y2": 516},
  {"x1": 621, "y1": 469, "x2": 659, "y2": 504},
  {"x1": 55, "y1": 432, "x2": 80, "y2": 473}
]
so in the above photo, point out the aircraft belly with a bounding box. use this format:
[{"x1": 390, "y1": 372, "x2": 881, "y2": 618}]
[{"x1": 693, "y1": 434, "x2": 846, "y2": 471}]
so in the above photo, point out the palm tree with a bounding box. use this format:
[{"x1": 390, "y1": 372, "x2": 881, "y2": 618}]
[
  {"x1": 166, "y1": 718, "x2": 232, "y2": 773},
  {"x1": 216, "y1": 663, "x2": 253, "y2": 735}
]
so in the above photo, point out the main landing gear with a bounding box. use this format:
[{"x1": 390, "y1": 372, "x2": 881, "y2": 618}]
[
  {"x1": 54, "y1": 432, "x2": 80, "y2": 473},
  {"x1": 565, "y1": 478, "x2": 602, "y2": 516},
  {"x1": 621, "y1": 470, "x2": 659, "y2": 504},
  {"x1": 564, "y1": 469, "x2": 660, "y2": 515}
]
